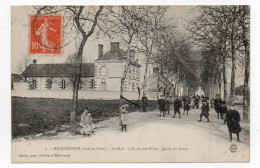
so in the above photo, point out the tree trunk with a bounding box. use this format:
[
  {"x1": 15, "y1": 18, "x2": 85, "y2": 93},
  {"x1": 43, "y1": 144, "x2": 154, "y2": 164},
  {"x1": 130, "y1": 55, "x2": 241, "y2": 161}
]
[
  {"x1": 70, "y1": 80, "x2": 78, "y2": 134},
  {"x1": 157, "y1": 63, "x2": 160, "y2": 100},
  {"x1": 223, "y1": 63, "x2": 228, "y2": 101},
  {"x1": 143, "y1": 57, "x2": 149, "y2": 95},
  {"x1": 229, "y1": 32, "x2": 236, "y2": 105},
  {"x1": 242, "y1": 22, "x2": 250, "y2": 121},
  {"x1": 120, "y1": 44, "x2": 130, "y2": 108},
  {"x1": 70, "y1": 36, "x2": 87, "y2": 135}
]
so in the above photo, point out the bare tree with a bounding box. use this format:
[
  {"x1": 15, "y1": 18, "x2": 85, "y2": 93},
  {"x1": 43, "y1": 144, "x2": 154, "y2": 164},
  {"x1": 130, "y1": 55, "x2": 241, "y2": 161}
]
[
  {"x1": 34, "y1": 6, "x2": 104, "y2": 134},
  {"x1": 105, "y1": 6, "x2": 146, "y2": 108},
  {"x1": 238, "y1": 6, "x2": 250, "y2": 120},
  {"x1": 134, "y1": 6, "x2": 169, "y2": 95},
  {"x1": 16, "y1": 56, "x2": 28, "y2": 74}
]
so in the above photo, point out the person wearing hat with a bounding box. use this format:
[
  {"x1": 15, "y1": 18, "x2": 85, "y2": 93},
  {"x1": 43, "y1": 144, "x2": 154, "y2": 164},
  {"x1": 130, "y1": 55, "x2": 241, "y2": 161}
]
[
  {"x1": 80, "y1": 107, "x2": 94, "y2": 137},
  {"x1": 214, "y1": 94, "x2": 223, "y2": 119},
  {"x1": 141, "y1": 93, "x2": 149, "y2": 112},
  {"x1": 158, "y1": 95, "x2": 166, "y2": 117},
  {"x1": 199, "y1": 100, "x2": 210, "y2": 122},
  {"x1": 173, "y1": 96, "x2": 182, "y2": 118},
  {"x1": 222, "y1": 101, "x2": 229, "y2": 124},
  {"x1": 183, "y1": 98, "x2": 190, "y2": 115},
  {"x1": 226, "y1": 104, "x2": 241, "y2": 142},
  {"x1": 120, "y1": 104, "x2": 129, "y2": 132},
  {"x1": 194, "y1": 96, "x2": 200, "y2": 109}
]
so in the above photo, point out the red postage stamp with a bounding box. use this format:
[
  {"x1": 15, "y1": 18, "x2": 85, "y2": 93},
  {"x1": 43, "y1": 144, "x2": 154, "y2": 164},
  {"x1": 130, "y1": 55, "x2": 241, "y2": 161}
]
[{"x1": 30, "y1": 15, "x2": 62, "y2": 55}]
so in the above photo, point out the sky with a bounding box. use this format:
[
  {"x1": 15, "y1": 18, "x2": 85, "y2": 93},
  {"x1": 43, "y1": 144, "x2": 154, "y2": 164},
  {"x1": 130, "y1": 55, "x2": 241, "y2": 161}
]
[{"x1": 11, "y1": 6, "x2": 244, "y2": 85}]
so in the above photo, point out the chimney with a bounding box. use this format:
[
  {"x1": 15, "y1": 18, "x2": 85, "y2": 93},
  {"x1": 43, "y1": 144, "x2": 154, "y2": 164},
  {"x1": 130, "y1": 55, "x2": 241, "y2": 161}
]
[
  {"x1": 98, "y1": 44, "x2": 103, "y2": 59},
  {"x1": 153, "y1": 67, "x2": 159, "y2": 74},
  {"x1": 111, "y1": 42, "x2": 119, "y2": 59}
]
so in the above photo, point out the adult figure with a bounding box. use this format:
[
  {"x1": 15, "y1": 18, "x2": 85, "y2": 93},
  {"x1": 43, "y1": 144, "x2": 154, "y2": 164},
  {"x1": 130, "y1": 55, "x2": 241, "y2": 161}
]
[
  {"x1": 141, "y1": 93, "x2": 149, "y2": 112},
  {"x1": 214, "y1": 94, "x2": 223, "y2": 119},
  {"x1": 222, "y1": 101, "x2": 229, "y2": 124},
  {"x1": 173, "y1": 96, "x2": 182, "y2": 118}
]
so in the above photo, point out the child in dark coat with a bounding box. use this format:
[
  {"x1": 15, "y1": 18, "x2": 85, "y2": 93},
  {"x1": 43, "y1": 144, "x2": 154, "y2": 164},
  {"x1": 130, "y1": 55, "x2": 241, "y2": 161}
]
[
  {"x1": 158, "y1": 95, "x2": 166, "y2": 117},
  {"x1": 226, "y1": 105, "x2": 241, "y2": 142}
]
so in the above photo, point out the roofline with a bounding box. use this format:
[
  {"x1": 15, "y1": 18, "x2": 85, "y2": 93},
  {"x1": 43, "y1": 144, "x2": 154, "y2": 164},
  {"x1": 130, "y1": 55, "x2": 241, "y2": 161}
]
[{"x1": 94, "y1": 60, "x2": 126, "y2": 63}]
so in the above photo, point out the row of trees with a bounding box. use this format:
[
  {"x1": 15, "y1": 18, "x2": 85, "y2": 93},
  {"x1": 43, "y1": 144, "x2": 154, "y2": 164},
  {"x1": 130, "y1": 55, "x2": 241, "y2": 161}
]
[
  {"x1": 189, "y1": 6, "x2": 250, "y2": 120},
  {"x1": 32, "y1": 6, "x2": 236, "y2": 134}
]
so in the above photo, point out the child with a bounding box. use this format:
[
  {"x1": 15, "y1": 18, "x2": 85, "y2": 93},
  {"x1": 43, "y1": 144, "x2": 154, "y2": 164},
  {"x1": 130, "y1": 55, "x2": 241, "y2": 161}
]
[
  {"x1": 158, "y1": 95, "x2": 166, "y2": 117},
  {"x1": 226, "y1": 105, "x2": 241, "y2": 142},
  {"x1": 120, "y1": 104, "x2": 129, "y2": 132},
  {"x1": 80, "y1": 107, "x2": 94, "y2": 137},
  {"x1": 199, "y1": 101, "x2": 210, "y2": 122},
  {"x1": 183, "y1": 100, "x2": 190, "y2": 115}
]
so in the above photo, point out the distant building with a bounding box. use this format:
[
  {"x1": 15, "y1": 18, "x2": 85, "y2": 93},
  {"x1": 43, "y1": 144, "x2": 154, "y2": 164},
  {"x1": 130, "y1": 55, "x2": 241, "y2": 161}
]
[
  {"x1": 94, "y1": 42, "x2": 141, "y2": 92},
  {"x1": 11, "y1": 74, "x2": 22, "y2": 90},
  {"x1": 141, "y1": 67, "x2": 179, "y2": 96},
  {"x1": 20, "y1": 42, "x2": 141, "y2": 92},
  {"x1": 22, "y1": 63, "x2": 95, "y2": 90}
]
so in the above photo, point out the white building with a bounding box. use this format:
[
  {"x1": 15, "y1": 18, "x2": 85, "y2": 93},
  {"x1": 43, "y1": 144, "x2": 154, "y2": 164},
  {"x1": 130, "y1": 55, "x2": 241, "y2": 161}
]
[
  {"x1": 20, "y1": 42, "x2": 141, "y2": 92},
  {"x1": 94, "y1": 42, "x2": 141, "y2": 92}
]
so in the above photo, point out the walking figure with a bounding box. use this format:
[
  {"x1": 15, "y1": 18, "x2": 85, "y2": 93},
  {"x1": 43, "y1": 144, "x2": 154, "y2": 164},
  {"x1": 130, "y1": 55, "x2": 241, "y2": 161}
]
[
  {"x1": 199, "y1": 100, "x2": 210, "y2": 122},
  {"x1": 214, "y1": 94, "x2": 223, "y2": 119},
  {"x1": 210, "y1": 99, "x2": 214, "y2": 109},
  {"x1": 120, "y1": 104, "x2": 129, "y2": 132},
  {"x1": 183, "y1": 99, "x2": 190, "y2": 115},
  {"x1": 222, "y1": 101, "x2": 229, "y2": 124},
  {"x1": 165, "y1": 95, "x2": 171, "y2": 114},
  {"x1": 226, "y1": 105, "x2": 241, "y2": 142},
  {"x1": 141, "y1": 93, "x2": 149, "y2": 112},
  {"x1": 173, "y1": 96, "x2": 182, "y2": 118},
  {"x1": 194, "y1": 96, "x2": 200, "y2": 109},
  {"x1": 158, "y1": 95, "x2": 166, "y2": 117}
]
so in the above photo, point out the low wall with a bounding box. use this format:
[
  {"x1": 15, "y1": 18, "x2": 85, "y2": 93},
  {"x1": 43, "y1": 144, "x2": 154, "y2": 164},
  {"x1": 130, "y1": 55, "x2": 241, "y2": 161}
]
[{"x1": 12, "y1": 82, "x2": 159, "y2": 100}]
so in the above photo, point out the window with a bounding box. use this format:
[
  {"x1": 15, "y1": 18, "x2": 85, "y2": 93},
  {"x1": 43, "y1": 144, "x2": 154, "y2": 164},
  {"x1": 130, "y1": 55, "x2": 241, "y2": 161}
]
[
  {"x1": 33, "y1": 59, "x2": 37, "y2": 64},
  {"x1": 132, "y1": 83, "x2": 135, "y2": 91},
  {"x1": 101, "y1": 82, "x2": 106, "y2": 91},
  {"x1": 78, "y1": 80, "x2": 83, "y2": 90},
  {"x1": 45, "y1": 78, "x2": 52, "y2": 89},
  {"x1": 61, "y1": 79, "x2": 66, "y2": 89},
  {"x1": 90, "y1": 79, "x2": 95, "y2": 89},
  {"x1": 32, "y1": 80, "x2": 37, "y2": 90}
]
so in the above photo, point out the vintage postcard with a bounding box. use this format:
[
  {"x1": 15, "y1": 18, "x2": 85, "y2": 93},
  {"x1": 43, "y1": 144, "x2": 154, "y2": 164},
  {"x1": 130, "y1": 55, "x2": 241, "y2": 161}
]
[{"x1": 11, "y1": 5, "x2": 250, "y2": 162}]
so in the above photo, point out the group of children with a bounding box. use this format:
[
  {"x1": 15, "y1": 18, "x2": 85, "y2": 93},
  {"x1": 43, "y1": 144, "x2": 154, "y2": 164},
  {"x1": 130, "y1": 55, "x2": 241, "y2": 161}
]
[
  {"x1": 158, "y1": 95, "x2": 191, "y2": 119},
  {"x1": 79, "y1": 94, "x2": 242, "y2": 142},
  {"x1": 198, "y1": 94, "x2": 242, "y2": 142},
  {"x1": 79, "y1": 104, "x2": 129, "y2": 136}
]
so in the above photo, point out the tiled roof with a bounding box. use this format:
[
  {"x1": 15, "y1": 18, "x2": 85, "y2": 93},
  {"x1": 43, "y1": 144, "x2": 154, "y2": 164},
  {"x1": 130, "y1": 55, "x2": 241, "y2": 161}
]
[
  {"x1": 96, "y1": 48, "x2": 127, "y2": 60},
  {"x1": 141, "y1": 72, "x2": 173, "y2": 90},
  {"x1": 96, "y1": 48, "x2": 141, "y2": 67},
  {"x1": 22, "y1": 63, "x2": 94, "y2": 77}
]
